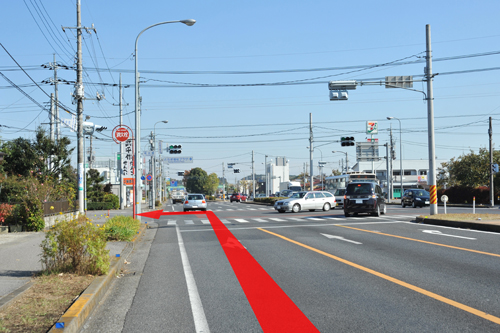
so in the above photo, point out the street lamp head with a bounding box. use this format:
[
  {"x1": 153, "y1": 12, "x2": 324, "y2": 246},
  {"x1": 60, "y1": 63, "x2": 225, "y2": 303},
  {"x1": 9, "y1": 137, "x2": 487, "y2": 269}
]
[
  {"x1": 162, "y1": 120, "x2": 168, "y2": 123},
  {"x1": 387, "y1": 117, "x2": 394, "y2": 120},
  {"x1": 180, "y1": 19, "x2": 196, "y2": 26}
]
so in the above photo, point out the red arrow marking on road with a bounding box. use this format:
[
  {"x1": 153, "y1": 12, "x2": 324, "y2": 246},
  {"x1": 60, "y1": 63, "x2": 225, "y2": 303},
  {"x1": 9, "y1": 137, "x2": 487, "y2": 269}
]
[{"x1": 137, "y1": 209, "x2": 319, "y2": 332}]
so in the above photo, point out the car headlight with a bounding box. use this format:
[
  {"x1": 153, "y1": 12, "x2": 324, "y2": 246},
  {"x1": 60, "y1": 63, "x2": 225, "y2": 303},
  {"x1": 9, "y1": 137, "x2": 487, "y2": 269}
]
[
  {"x1": 415, "y1": 198, "x2": 422, "y2": 201},
  {"x1": 283, "y1": 202, "x2": 289, "y2": 206}
]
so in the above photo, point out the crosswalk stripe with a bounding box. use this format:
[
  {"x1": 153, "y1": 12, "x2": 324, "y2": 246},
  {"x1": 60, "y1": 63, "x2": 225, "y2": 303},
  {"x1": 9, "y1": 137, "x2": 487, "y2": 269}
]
[
  {"x1": 247, "y1": 208, "x2": 257, "y2": 210},
  {"x1": 220, "y1": 219, "x2": 231, "y2": 224},
  {"x1": 185, "y1": 220, "x2": 194, "y2": 225},
  {"x1": 167, "y1": 220, "x2": 177, "y2": 225},
  {"x1": 287, "y1": 217, "x2": 304, "y2": 221},
  {"x1": 268, "y1": 218, "x2": 287, "y2": 222},
  {"x1": 252, "y1": 218, "x2": 268, "y2": 223},
  {"x1": 226, "y1": 209, "x2": 234, "y2": 211},
  {"x1": 201, "y1": 219, "x2": 210, "y2": 224},
  {"x1": 305, "y1": 217, "x2": 323, "y2": 221},
  {"x1": 235, "y1": 219, "x2": 249, "y2": 223}
]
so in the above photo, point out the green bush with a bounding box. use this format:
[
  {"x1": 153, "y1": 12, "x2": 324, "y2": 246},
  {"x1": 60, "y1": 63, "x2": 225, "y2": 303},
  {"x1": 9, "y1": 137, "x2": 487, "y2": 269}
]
[
  {"x1": 87, "y1": 202, "x2": 115, "y2": 210},
  {"x1": 254, "y1": 197, "x2": 287, "y2": 205},
  {"x1": 104, "y1": 215, "x2": 141, "y2": 241},
  {"x1": 40, "y1": 215, "x2": 109, "y2": 275},
  {"x1": 103, "y1": 193, "x2": 119, "y2": 209}
]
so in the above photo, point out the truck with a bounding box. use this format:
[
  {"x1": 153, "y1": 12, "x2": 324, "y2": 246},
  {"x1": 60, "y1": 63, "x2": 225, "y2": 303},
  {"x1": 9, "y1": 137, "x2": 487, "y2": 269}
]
[
  {"x1": 279, "y1": 181, "x2": 302, "y2": 197},
  {"x1": 171, "y1": 188, "x2": 186, "y2": 204}
]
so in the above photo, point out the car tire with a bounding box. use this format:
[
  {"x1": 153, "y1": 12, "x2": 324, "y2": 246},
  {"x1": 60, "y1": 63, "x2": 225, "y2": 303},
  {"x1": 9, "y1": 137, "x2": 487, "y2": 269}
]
[
  {"x1": 292, "y1": 204, "x2": 301, "y2": 213},
  {"x1": 183, "y1": 209, "x2": 188, "y2": 212},
  {"x1": 382, "y1": 204, "x2": 387, "y2": 215},
  {"x1": 412, "y1": 201, "x2": 416, "y2": 208},
  {"x1": 373, "y1": 205, "x2": 381, "y2": 217},
  {"x1": 401, "y1": 201, "x2": 405, "y2": 208},
  {"x1": 323, "y1": 203, "x2": 331, "y2": 211},
  {"x1": 309, "y1": 209, "x2": 315, "y2": 212},
  {"x1": 344, "y1": 211, "x2": 351, "y2": 217}
]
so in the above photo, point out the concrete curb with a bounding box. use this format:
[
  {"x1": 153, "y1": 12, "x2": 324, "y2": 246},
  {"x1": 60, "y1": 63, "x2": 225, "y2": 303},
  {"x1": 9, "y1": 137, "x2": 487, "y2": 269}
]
[
  {"x1": 415, "y1": 217, "x2": 500, "y2": 233},
  {"x1": 48, "y1": 223, "x2": 146, "y2": 333},
  {"x1": 0, "y1": 281, "x2": 34, "y2": 312}
]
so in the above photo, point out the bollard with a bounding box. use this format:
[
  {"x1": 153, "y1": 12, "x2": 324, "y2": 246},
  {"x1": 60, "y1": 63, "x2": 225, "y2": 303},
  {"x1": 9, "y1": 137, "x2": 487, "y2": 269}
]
[
  {"x1": 444, "y1": 200, "x2": 447, "y2": 214},
  {"x1": 473, "y1": 196, "x2": 475, "y2": 214}
]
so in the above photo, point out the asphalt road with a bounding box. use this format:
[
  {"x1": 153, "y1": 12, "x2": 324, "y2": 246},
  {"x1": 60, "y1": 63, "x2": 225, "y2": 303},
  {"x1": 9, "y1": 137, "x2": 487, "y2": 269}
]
[{"x1": 80, "y1": 201, "x2": 500, "y2": 332}]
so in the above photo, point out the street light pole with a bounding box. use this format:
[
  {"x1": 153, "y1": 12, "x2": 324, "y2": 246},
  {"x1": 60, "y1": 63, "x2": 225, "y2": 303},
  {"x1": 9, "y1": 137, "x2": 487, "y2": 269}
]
[
  {"x1": 387, "y1": 117, "x2": 403, "y2": 200},
  {"x1": 134, "y1": 19, "x2": 195, "y2": 220},
  {"x1": 332, "y1": 151, "x2": 348, "y2": 174}
]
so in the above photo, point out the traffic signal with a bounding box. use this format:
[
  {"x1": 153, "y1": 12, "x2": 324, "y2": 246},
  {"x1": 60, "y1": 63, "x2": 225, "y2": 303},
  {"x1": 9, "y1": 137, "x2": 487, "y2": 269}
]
[
  {"x1": 234, "y1": 169, "x2": 240, "y2": 173},
  {"x1": 169, "y1": 144, "x2": 182, "y2": 154},
  {"x1": 492, "y1": 163, "x2": 499, "y2": 174},
  {"x1": 341, "y1": 137, "x2": 355, "y2": 146},
  {"x1": 177, "y1": 172, "x2": 184, "y2": 176}
]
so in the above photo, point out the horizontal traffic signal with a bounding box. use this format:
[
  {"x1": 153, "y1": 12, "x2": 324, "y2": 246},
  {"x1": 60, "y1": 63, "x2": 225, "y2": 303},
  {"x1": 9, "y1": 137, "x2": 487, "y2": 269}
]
[
  {"x1": 234, "y1": 169, "x2": 240, "y2": 173},
  {"x1": 169, "y1": 144, "x2": 182, "y2": 154},
  {"x1": 341, "y1": 136, "x2": 355, "y2": 146}
]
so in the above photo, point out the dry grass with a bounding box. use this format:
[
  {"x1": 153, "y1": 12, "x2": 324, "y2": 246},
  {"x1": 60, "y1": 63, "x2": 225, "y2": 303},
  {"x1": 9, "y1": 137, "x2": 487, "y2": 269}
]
[
  {"x1": 418, "y1": 213, "x2": 500, "y2": 222},
  {"x1": 0, "y1": 273, "x2": 93, "y2": 333}
]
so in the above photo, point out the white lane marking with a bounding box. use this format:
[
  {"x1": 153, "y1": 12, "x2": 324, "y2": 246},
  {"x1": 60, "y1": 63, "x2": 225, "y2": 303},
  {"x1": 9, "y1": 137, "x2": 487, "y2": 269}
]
[
  {"x1": 175, "y1": 226, "x2": 211, "y2": 333},
  {"x1": 258, "y1": 208, "x2": 269, "y2": 210},
  {"x1": 305, "y1": 217, "x2": 323, "y2": 221},
  {"x1": 268, "y1": 218, "x2": 287, "y2": 222},
  {"x1": 235, "y1": 219, "x2": 249, "y2": 223},
  {"x1": 220, "y1": 219, "x2": 231, "y2": 224},
  {"x1": 252, "y1": 218, "x2": 268, "y2": 223},
  {"x1": 185, "y1": 220, "x2": 194, "y2": 225},
  {"x1": 287, "y1": 217, "x2": 304, "y2": 221},
  {"x1": 201, "y1": 219, "x2": 210, "y2": 224},
  {"x1": 321, "y1": 233, "x2": 363, "y2": 244},
  {"x1": 422, "y1": 230, "x2": 476, "y2": 240},
  {"x1": 167, "y1": 220, "x2": 177, "y2": 225},
  {"x1": 226, "y1": 209, "x2": 234, "y2": 211},
  {"x1": 247, "y1": 208, "x2": 257, "y2": 211}
]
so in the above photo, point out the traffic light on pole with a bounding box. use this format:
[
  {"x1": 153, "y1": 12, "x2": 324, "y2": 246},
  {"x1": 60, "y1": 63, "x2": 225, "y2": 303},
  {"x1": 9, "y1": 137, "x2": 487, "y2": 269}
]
[
  {"x1": 178, "y1": 171, "x2": 184, "y2": 176},
  {"x1": 340, "y1": 136, "x2": 355, "y2": 146},
  {"x1": 234, "y1": 169, "x2": 240, "y2": 173},
  {"x1": 169, "y1": 144, "x2": 182, "y2": 154}
]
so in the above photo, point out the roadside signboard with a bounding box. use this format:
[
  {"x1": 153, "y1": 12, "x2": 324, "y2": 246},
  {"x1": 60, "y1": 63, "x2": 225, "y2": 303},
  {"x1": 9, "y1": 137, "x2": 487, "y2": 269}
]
[
  {"x1": 146, "y1": 174, "x2": 152, "y2": 181},
  {"x1": 366, "y1": 121, "x2": 378, "y2": 135},
  {"x1": 112, "y1": 125, "x2": 132, "y2": 143},
  {"x1": 122, "y1": 139, "x2": 134, "y2": 177},
  {"x1": 161, "y1": 156, "x2": 194, "y2": 163}
]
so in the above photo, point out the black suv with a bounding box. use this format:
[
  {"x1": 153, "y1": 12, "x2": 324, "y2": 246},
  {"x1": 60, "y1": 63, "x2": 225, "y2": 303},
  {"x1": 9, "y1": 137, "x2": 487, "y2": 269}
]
[
  {"x1": 401, "y1": 189, "x2": 430, "y2": 208},
  {"x1": 344, "y1": 182, "x2": 386, "y2": 217}
]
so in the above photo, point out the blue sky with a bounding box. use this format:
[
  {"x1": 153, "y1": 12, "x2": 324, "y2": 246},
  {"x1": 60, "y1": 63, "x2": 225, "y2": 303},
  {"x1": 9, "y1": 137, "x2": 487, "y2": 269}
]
[{"x1": 1, "y1": 0, "x2": 499, "y2": 179}]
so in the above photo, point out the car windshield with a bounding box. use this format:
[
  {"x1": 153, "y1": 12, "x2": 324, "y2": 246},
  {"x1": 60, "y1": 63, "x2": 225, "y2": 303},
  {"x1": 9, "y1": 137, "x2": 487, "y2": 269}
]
[
  {"x1": 187, "y1": 195, "x2": 204, "y2": 200},
  {"x1": 415, "y1": 190, "x2": 429, "y2": 197},
  {"x1": 346, "y1": 184, "x2": 372, "y2": 195},
  {"x1": 290, "y1": 192, "x2": 306, "y2": 198},
  {"x1": 334, "y1": 189, "x2": 345, "y2": 196}
]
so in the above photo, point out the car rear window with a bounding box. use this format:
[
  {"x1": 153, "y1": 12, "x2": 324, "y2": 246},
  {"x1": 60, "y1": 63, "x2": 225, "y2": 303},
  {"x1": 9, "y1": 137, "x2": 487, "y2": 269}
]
[
  {"x1": 346, "y1": 184, "x2": 373, "y2": 195},
  {"x1": 188, "y1": 195, "x2": 204, "y2": 200},
  {"x1": 323, "y1": 192, "x2": 333, "y2": 197}
]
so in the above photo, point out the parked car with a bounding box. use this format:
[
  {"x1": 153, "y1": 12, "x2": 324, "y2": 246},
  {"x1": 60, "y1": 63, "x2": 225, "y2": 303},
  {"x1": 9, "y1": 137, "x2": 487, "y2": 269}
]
[
  {"x1": 333, "y1": 188, "x2": 346, "y2": 208},
  {"x1": 401, "y1": 189, "x2": 430, "y2": 208},
  {"x1": 273, "y1": 191, "x2": 336, "y2": 213},
  {"x1": 183, "y1": 194, "x2": 207, "y2": 212},
  {"x1": 230, "y1": 193, "x2": 246, "y2": 202},
  {"x1": 344, "y1": 182, "x2": 386, "y2": 217},
  {"x1": 280, "y1": 189, "x2": 294, "y2": 197}
]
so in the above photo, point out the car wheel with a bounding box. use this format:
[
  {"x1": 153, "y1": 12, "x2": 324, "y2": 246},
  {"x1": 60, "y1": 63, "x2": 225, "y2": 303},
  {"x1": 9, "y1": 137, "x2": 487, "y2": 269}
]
[
  {"x1": 323, "y1": 203, "x2": 331, "y2": 211},
  {"x1": 382, "y1": 204, "x2": 387, "y2": 215},
  {"x1": 292, "y1": 204, "x2": 301, "y2": 213},
  {"x1": 401, "y1": 201, "x2": 405, "y2": 208},
  {"x1": 412, "y1": 201, "x2": 416, "y2": 208},
  {"x1": 183, "y1": 209, "x2": 188, "y2": 212},
  {"x1": 373, "y1": 205, "x2": 381, "y2": 217},
  {"x1": 344, "y1": 211, "x2": 351, "y2": 217}
]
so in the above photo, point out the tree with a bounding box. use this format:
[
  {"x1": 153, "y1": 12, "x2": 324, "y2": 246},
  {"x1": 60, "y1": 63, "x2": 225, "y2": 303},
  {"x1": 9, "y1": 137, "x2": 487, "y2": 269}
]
[
  {"x1": 438, "y1": 148, "x2": 500, "y2": 188},
  {"x1": 1, "y1": 127, "x2": 74, "y2": 181},
  {"x1": 204, "y1": 173, "x2": 219, "y2": 195},
  {"x1": 86, "y1": 169, "x2": 105, "y2": 201},
  {"x1": 186, "y1": 167, "x2": 208, "y2": 194}
]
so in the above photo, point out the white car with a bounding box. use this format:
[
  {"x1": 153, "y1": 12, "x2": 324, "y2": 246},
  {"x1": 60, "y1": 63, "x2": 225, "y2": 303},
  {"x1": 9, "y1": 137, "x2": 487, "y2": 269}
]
[
  {"x1": 274, "y1": 191, "x2": 336, "y2": 213},
  {"x1": 183, "y1": 194, "x2": 208, "y2": 212}
]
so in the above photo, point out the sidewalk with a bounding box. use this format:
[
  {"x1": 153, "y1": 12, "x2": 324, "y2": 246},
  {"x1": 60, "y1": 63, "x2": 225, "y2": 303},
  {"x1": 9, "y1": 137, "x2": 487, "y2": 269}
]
[{"x1": 0, "y1": 203, "x2": 152, "y2": 311}]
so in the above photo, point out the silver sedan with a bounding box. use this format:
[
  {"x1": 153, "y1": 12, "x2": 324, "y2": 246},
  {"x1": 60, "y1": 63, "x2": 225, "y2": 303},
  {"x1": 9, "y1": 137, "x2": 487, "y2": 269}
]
[
  {"x1": 274, "y1": 191, "x2": 336, "y2": 213},
  {"x1": 183, "y1": 194, "x2": 207, "y2": 212}
]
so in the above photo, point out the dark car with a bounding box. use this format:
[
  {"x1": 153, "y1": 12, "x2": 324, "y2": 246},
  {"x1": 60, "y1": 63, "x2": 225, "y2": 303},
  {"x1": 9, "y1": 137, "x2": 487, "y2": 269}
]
[
  {"x1": 401, "y1": 189, "x2": 430, "y2": 208},
  {"x1": 344, "y1": 182, "x2": 386, "y2": 217}
]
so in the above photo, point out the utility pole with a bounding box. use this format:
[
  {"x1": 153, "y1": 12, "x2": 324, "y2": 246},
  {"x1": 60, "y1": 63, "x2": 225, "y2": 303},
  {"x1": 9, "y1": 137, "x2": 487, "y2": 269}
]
[
  {"x1": 264, "y1": 155, "x2": 268, "y2": 197},
  {"x1": 119, "y1": 74, "x2": 125, "y2": 209},
  {"x1": 50, "y1": 93, "x2": 55, "y2": 142},
  {"x1": 489, "y1": 117, "x2": 494, "y2": 207},
  {"x1": 63, "y1": 0, "x2": 95, "y2": 214},
  {"x1": 385, "y1": 143, "x2": 390, "y2": 201},
  {"x1": 89, "y1": 135, "x2": 93, "y2": 169},
  {"x1": 425, "y1": 24, "x2": 438, "y2": 215},
  {"x1": 53, "y1": 54, "x2": 60, "y2": 141},
  {"x1": 389, "y1": 125, "x2": 395, "y2": 200},
  {"x1": 222, "y1": 163, "x2": 226, "y2": 200},
  {"x1": 309, "y1": 113, "x2": 313, "y2": 191},
  {"x1": 252, "y1": 150, "x2": 255, "y2": 199},
  {"x1": 151, "y1": 131, "x2": 156, "y2": 208}
]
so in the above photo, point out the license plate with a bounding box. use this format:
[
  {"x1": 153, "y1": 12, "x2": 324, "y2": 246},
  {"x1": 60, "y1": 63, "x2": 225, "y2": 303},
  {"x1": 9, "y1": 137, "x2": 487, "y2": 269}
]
[
  {"x1": 355, "y1": 200, "x2": 363, "y2": 204},
  {"x1": 192, "y1": 206, "x2": 198, "y2": 208},
  {"x1": 276, "y1": 206, "x2": 282, "y2": 209},
  {"x1": 425, "y1": 201, "x2": 430, "y2": 204}
]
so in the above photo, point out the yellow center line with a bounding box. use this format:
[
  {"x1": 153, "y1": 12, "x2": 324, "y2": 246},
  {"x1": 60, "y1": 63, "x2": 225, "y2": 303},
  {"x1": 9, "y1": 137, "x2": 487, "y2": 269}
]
[
  {"x1": 336, "y1": 225, "x2": 500, "y2": 258},
  {"x1": 257, "y1": 228, "x2": 500, "y2": 325}
]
